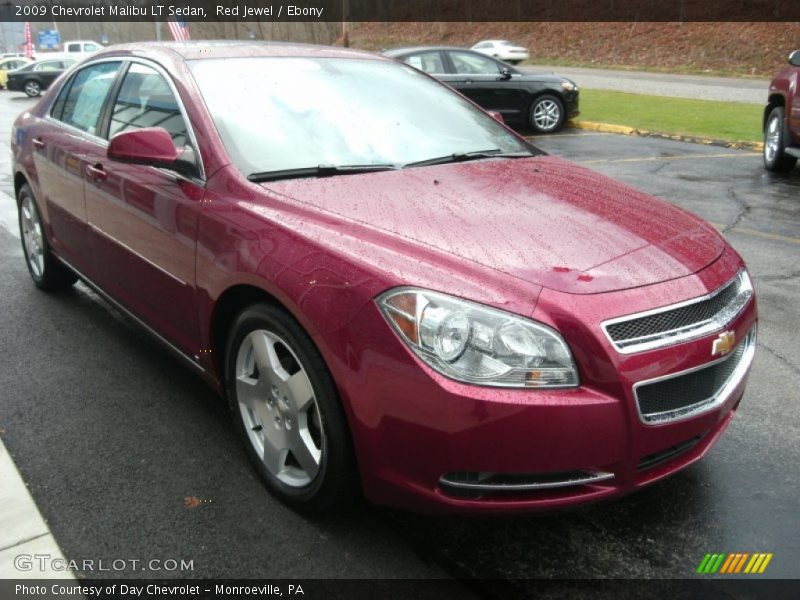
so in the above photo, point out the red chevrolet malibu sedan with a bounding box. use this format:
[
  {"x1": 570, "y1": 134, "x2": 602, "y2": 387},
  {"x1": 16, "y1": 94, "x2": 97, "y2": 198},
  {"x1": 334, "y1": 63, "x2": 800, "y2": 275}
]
[{"x1": 11, "y1": 42, "x2": 757, "y2": 514}]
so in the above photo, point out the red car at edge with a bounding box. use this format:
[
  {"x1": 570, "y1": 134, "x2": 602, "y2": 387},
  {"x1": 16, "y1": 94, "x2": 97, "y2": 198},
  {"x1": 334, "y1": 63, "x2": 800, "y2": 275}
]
[{"x1": 10, "y1": 42, "x2": 757, "y2": 515}]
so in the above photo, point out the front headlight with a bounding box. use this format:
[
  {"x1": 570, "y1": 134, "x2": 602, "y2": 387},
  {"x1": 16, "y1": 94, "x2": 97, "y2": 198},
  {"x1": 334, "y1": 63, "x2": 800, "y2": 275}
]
[
  {"x1": 377, "y1": 288, "x2": 579, "y2": 388},
  {"x1": 561, "y1": 80, "x2": 578, "y2": 92}
]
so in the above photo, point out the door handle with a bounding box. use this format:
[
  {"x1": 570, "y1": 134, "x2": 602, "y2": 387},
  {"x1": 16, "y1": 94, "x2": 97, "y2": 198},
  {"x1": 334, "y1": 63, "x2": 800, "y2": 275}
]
[
  {"x1": 85, "y1": 164, "x2": 108, "y2": 182},
  {"x1": 465, "y1": 80, "x2": 474, "y2": 85},
  {"x1": 32, "y1": 138, "x2": 45, "y2": 150}
]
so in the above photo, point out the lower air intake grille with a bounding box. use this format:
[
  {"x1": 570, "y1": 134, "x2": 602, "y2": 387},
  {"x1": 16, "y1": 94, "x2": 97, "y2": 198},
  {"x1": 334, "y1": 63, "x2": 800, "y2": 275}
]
[{"x1": 635, "y1": 327, "x2": 755, "y2": 424}]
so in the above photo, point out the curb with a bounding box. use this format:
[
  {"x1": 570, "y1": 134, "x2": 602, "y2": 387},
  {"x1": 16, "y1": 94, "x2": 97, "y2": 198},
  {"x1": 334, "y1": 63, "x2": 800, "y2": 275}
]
[{"x1": 569, "y1": 120, "x2": 764, "y2": 151}]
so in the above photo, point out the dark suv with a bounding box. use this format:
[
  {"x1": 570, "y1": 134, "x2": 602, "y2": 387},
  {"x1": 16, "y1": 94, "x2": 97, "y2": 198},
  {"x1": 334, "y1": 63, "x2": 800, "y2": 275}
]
[{"x1": 763, "y1": 50, "x2": 800, "y2": 171}]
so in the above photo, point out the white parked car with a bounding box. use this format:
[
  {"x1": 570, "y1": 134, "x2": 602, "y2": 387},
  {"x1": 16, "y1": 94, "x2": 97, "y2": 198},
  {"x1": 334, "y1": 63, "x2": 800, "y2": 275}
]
[
  {"x1": 471, "y1": 40, "x2": 530, "y2": 64},
  {"x1": 39, "y1": 41, "x2": 103, "y2": 62},
  {"x1": 63, "y1": 40, "x2": 103, "y2": 57}
]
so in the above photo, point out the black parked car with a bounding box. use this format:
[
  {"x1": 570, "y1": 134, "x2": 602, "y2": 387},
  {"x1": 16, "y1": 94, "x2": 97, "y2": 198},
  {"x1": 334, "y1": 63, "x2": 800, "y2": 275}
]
[
  {"x1": 7, "y1": 58, "x2": 76, "y2": 97},
  {"x1": 383, "y1": 46, "x2": 579, "y2": 133}
]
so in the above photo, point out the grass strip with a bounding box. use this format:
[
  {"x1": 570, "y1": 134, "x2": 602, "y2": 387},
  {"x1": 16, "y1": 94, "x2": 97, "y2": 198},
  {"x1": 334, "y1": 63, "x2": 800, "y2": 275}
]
[{"x1": 577, "y1": 89, "x2": 763, "y2": 143}]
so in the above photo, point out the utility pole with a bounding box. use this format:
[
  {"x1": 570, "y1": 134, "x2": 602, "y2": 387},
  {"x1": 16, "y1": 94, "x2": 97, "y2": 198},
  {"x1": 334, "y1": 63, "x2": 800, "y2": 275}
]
[
  {"x1": 155, "y1": 21, "x2": 162, "y2": 41},
  {"x1": 341, "y1": 0, "x2": 349, "y2": 47}
]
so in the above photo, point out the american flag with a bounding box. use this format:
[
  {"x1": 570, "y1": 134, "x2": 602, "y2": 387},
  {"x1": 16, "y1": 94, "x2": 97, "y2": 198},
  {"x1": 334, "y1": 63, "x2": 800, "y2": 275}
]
[
  {"x1": 24, "y1": 22, "x2": 34, "y2": 58},
  {"x1": 167, "y1": 18, "x2": 191, "y2": 42}
]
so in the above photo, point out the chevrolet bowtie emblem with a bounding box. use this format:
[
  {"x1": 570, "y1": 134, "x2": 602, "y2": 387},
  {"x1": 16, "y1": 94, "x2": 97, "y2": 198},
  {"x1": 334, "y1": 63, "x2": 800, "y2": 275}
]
[{"x1": 712, "y1": 331, "x2": 736, "y2": 357}]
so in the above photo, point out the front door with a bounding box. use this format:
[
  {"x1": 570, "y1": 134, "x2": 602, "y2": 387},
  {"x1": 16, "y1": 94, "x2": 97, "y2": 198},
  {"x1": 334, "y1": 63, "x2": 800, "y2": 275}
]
[
  {"x1": 446, "y1": 51, "x2": 523, "y2": 118},
  {"x1": 84, "y1": 62, "x2": 204, "y2": 357}
]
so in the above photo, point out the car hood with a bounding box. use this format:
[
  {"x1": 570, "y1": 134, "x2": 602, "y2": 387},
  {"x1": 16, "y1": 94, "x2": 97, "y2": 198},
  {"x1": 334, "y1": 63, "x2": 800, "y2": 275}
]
[
  {"x1": 262, "y1": 156, "x2": 725, "y2": 295},
  {"x1": 515, "y1": 72, "x2": 568, "y2": 84}
]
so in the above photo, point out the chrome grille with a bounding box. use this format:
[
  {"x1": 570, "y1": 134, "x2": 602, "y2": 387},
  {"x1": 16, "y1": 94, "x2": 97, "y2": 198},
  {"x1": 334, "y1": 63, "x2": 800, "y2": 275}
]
[
  {"x1": 634, "y1": 327, "x2": 756, "y2": 424},
  {"x1": 602, "y1": 270, "x2": 753, "y2": 354}
]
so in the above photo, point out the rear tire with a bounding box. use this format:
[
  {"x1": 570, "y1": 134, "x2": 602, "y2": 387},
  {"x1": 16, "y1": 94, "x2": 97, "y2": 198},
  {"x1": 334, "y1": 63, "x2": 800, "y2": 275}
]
[
  {"x1": 763, "y1": 106, "x2": 797, "y2": 172},
  {"x1": 17, "y1": 184, "x2": 77, "y2": 292},
  {"x1": 23, "y1": 80, "x2": 41, "y2": 97},
  {"x1": 225, "y1": 303, "x2": 357, "y2": 513}
]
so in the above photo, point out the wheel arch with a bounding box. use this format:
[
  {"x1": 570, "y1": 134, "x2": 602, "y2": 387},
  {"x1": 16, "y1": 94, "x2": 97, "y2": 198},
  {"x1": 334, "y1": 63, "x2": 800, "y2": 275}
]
[
  {"x1": 14, "y1": 171, "x2": 29, "y2": 202},
  {"x1": 210, "y1": 283, "x2": 286, "y2": 380},
  {"x1": 764, "y1": 94, "x2": 785, "y2": 131}
]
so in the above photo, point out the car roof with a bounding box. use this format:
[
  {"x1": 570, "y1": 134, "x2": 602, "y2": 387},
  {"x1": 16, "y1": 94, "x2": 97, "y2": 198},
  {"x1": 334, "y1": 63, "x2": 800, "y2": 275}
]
[
  {"x1": 92, "y1": 41, "x2": 384, "y2": 63},
  {"x1": 382, "y1": 46, "x2": 473, "y2": 57},
  {"x1": 30, "y1": 58, "x2": 73, "y2": 65}
]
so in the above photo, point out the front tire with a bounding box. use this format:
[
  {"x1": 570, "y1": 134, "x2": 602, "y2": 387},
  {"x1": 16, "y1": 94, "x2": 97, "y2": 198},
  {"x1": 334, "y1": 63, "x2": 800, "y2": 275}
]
[
  {"x1": 529, "y1": 94, "x2": 565, "y2": 133},
  {"x1": 17, "y1": 184, "x2": 77, "y2": 291},
  {"x1": 225, "y1": 303, "x2": 356, "y2": 513},
  {"x1": 23, "y1": 80, "x2": 41, "y2": 97},
  {"x1": 763, "y1": 106, "x2": 797, "y2": 172}
]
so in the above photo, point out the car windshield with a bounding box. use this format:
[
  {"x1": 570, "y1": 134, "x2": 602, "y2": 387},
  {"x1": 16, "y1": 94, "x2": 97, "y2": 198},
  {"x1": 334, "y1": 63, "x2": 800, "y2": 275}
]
[{"x1": 189, "y1": 57, "x2": 535, "y2": 178}]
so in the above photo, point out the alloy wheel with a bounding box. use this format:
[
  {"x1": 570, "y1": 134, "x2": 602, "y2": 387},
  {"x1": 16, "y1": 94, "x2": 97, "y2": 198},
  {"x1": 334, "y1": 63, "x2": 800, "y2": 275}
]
[
  {"x1": 235, "y1": 329, "x2": 324, "y2": 488},
  {"x1": 764, "y1": 115, "x2": 781, "y2": 163},
  {"x1": 20, "y1": 196, "x2": 45, "y2": 278},
  {"x1": 24, "y1": 81, "x2": 40, "y2": 96},
  {"x1": 533, "y1": 98, "x2": 561, "y2": 132}
]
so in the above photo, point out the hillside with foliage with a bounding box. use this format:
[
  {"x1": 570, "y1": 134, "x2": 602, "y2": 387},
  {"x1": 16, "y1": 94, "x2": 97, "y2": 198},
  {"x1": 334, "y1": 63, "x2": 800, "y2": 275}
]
[{"x1": 352, "y1": 22, "x2": 800, "y2": 78}]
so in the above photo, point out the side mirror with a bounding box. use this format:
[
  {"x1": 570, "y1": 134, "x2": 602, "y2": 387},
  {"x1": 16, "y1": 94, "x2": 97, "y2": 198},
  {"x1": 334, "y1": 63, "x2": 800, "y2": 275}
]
[
  {"x1": 790, "y1": 50, "x2": 800, "y2": 67},
  {"x1": 487, "y1": 110, "x2": 505, "y2": 124},
  {"x1": 500, "y1": 67, "x2": 513, "y2": 80},
  {"x1": 108, "y1": 127, "x2": 180, "y2": 168}
]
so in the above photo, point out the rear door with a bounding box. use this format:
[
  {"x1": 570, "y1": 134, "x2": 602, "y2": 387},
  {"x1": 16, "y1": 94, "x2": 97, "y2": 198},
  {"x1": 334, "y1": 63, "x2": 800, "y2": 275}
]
[
  {"x1": 84, "y1": 61, "x2": 204, "y2": 356},
  {"x1": 35, "y1": 60, "x2": 68, "y2": 88},
  {"x1": 397, "y1": 50, "x2": 462, "y2": 91},
  {"x1": 34, "y1": 60, "x2": 123, "y2": 274}
]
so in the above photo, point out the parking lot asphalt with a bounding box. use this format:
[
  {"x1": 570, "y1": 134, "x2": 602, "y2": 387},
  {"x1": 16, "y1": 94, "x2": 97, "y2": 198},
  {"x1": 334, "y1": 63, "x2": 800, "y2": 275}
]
[
  {"x1": 522, "y1": 65, "x2": 767, "y2": 104},
  {"x1": 0, "y1": 90, "x2": 798, "y2": 592}
]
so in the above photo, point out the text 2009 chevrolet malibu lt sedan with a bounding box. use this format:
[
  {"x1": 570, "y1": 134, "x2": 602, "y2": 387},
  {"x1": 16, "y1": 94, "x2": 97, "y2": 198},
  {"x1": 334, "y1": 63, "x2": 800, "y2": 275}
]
[{"x1": 11, "y1": 42, "x2": 757, "y2": 514}]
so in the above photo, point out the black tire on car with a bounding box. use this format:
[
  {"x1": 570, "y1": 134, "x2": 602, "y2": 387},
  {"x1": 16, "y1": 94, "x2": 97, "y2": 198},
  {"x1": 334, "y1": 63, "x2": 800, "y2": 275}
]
[
  {"x1": 23, "y1": 80, "x2": 41, "y2": 97},
  {"x1": 763, "y1": 106, "x2": 797, "y2": 172},
  {"x1": 17, "y1": 184, "x2": 77, "y2": 291},
  {"x1": 529, "y1": 94, "x2": 565, "y2": 133},
  {"x1": 225, "y1": 303, "x2": 356, "y2": 513}
]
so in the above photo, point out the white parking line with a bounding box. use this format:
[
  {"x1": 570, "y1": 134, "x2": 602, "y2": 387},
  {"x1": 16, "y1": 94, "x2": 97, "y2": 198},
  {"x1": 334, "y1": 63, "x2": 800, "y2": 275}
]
[{"x1": 579, "y1": 152, "x2": 761, "y2": 165}]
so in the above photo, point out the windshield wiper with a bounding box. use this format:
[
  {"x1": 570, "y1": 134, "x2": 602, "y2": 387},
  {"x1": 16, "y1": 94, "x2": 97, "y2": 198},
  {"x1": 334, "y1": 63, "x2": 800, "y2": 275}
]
[
  {"x1": 403, "y1": 149, "x2": 531, "y2": 169},
  {"x1": 248, "y1": 164, "x2": 397, "y2": 183}
]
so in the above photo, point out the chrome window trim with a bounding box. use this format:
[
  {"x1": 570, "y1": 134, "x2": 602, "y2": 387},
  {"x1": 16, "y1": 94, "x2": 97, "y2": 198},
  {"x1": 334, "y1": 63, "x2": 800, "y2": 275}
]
[
  {"x1": 633, "y1": 326, "x2": 756, "y2": 426},
  {"x1": 44, "y1": 55, "x2": 206, "y2": 182},
  {"x1": 439, "y1": 470, "x2": 614, "y2": 492},
  {"x1": 601, "y1": 270, "x2": 752, "y2": 355}
]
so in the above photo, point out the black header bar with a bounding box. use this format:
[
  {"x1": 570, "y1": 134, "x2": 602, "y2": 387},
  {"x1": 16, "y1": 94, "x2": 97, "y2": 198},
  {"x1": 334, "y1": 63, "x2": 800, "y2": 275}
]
[{"x1": 2, "y1": 0, "x2": 800, "y2": 22}]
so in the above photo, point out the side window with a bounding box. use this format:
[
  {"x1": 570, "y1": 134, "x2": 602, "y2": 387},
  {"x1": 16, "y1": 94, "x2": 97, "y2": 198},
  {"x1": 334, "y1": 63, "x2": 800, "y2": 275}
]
[
  {"x1": 449, "y1": 51, "x2": 501, "y2": 75},
  {"x1": 59, "y1": 62, "x2": 121, "y2": 135},
  {"x1": 108, "y1": 63, "x2": 189, "y2": 149},
  {"x1": 51, "y1": 73, "x2": 74, "y2": 120},
  {"x1": 85, "y1": 43, "x2": 100, "y2": 52},
  {"x1": 402, "y1": 52, "x2": 445, "y2": 75},
  {"x1": 67, "y1": 43, "x2": 81, "y2": 53}
]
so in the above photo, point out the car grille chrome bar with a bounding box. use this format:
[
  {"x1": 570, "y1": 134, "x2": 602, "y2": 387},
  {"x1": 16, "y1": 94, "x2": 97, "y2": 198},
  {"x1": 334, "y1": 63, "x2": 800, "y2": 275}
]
[
  {"x1": 634, "y1": 326, "x2": 756, "y2": 425},
  {"x1": 438, "y1": 470, "x2": 614, "y2": 493},
  {"x1": 602, "y1": 270, "x2": 753, "y2": 354}
]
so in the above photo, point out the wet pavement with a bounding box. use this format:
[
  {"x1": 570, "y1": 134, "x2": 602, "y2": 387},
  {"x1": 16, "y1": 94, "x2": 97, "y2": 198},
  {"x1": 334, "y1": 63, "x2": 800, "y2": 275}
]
[
  {"x1": 0, "y1": 87, "x2": 798, "y2": 592},
  {"x1": 522, "y1": 65, "x2": 767, "y2": 104}
]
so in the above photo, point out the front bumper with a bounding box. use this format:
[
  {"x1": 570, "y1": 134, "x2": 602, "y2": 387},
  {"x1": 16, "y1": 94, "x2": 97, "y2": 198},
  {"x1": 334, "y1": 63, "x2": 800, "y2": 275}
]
[{"x1": 319, "y1": 251, "x2": 756, "y2": 515}]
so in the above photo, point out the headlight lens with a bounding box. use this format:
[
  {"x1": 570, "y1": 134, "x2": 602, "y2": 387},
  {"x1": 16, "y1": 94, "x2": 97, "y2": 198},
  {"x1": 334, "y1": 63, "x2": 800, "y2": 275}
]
[
  {"x1": 378, "y1": 288, "x2": 579, "y2": 388},
  {"x1": 561, "y1": 80, "x2": 578, "y2": 91}
]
